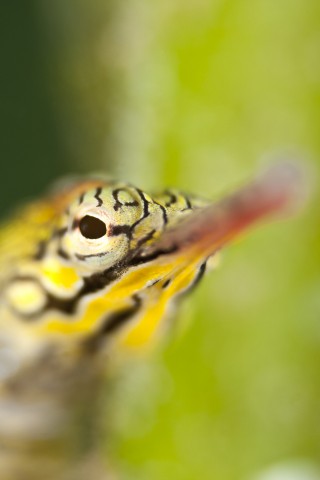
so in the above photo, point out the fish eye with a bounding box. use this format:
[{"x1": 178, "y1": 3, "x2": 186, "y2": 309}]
[{"x1": 79, "y1": 215, "x2": 107, "y2": 239}]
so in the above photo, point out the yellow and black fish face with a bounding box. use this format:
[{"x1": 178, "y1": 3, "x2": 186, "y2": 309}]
[
  {"x1": 0, "y1": 177, "x2": 202, "y2": 350},
  {"x1": 0, "y1": 164, "x2": 303, "y2": 356}
]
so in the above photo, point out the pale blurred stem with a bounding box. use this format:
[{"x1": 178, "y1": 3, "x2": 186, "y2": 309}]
[{"x1": 38, "y1": 0, "x2": 165, "y2": 185}]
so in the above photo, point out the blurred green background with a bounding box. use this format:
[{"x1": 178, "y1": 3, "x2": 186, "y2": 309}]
[{"x1": 0, "y1": 1, "x2": 319, "y2": 479}]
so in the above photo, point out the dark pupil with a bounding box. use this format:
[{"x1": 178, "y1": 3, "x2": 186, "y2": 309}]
[{"x1": 79, "y1": 215, "x2": 107, "y2": 239}]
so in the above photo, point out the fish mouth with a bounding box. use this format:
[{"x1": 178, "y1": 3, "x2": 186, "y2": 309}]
[{"x1": 137, "y1": 161, "x2": 306, "y2": 261}]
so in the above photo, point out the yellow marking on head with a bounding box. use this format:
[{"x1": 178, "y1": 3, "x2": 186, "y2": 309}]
[
  {"x1": 119, "y1": 259, "x2": 200, "y2": 349},
  {"x1": 119, "y1": 292, "x2": 169, "y2": 349},
  {"x1": 40, "y1": 258, "x2": 81, "y2": 291}
]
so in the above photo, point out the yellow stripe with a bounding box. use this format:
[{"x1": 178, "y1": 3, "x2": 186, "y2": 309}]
[
  {"x1": 119, "y1": 258, "x2": 202, "y2": 349},
  {"x1": 35, "y1": 262, "x2": 175, "y2": 336}
]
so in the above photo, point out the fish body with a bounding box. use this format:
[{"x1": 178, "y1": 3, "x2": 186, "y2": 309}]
[{"x1": 0, "y1": 164, "x2": 302, "y2": 479}]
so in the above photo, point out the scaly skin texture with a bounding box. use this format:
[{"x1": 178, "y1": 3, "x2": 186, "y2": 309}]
[{"x1": 0, "y1": 165, "x2": 301, "y2": 479}]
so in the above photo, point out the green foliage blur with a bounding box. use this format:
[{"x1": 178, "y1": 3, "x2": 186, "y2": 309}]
[{"x1": 0, "y1": 1, "x2": 319, "y2": 479}]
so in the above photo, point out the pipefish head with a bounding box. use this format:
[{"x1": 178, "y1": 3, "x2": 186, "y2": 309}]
[{"x1": 0, "y1": 163, "x2": 305, "y2": 352}]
